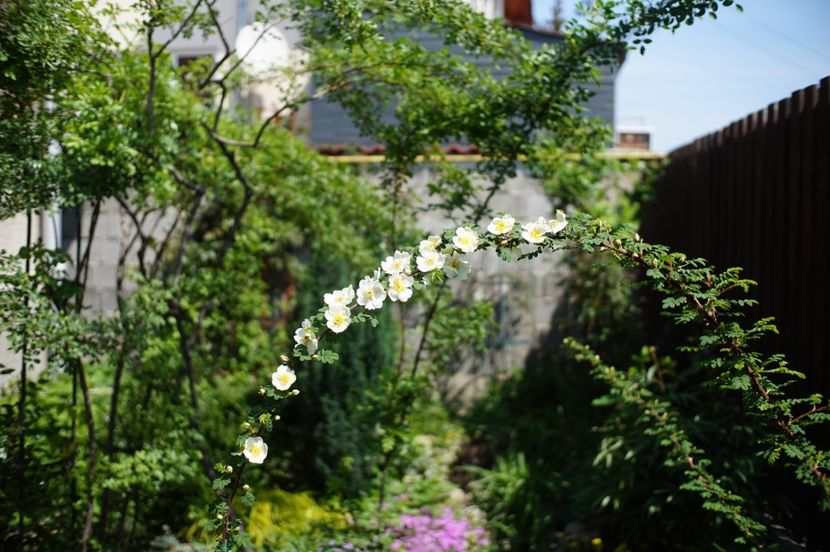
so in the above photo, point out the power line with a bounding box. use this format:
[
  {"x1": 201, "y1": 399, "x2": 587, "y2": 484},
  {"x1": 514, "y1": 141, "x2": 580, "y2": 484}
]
[
  {"x1": 627, "y1": 46, "x2": 780, "y2": 88},
  {"x1": 716, "y1": 23, "x2": 823, "y2": 78},
  {"x1": 668, "y1": 52, "x2": 771, "y2": 87},
  {"x1": 743, "y1": 12, "x2": 830, "y2": 65}
]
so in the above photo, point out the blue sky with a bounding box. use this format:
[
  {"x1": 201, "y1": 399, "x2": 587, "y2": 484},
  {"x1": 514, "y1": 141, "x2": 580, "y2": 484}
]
[{"x1": 532, "y1": 0, "x2": 830, "y2": 151}]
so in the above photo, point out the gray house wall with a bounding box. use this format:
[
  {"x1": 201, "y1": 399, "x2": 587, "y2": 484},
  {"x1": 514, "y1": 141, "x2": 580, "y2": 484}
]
[{"x1": 310, "y1": 26, "x2": 618, "y2": 147}]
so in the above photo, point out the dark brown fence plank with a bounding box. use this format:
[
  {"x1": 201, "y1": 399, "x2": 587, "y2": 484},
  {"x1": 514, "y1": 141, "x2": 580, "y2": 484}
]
[
  {"x1": 772, "y1": 97, "x2": 790, "y2": 371},
  {"x1": 785, "y1": 90, "x2": 802, "y2": 383},
  {"x1": 758, "y1": 103, "x2": 776, "y2": 335},
  {"x1": 749, "y1": 110, "x2": 763, "y2": 304},
  {"x1": 798, "y1": 86, "x2": 817, "y2": 396},
  {"x1": 815, "y1": 78, "x2": 830, "y2": 398}
]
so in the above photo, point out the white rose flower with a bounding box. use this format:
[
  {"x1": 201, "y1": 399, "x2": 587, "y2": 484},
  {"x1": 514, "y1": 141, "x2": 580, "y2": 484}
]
[
  {"x1": 418, "y1": 235, "x2": 442, "y2": 254},
  {"x1": 272, "y1": 364, "x2": 297, "y2": 391},
  {"x1": 325, "y1": 305, "x2": 351, "y2": 333},
  {"x1": 546, "y1": 210, "x2": 568, "y2": 234},
  {"x1": 293, "y1": 319, "x2": 318, "y2": 355},
  {"x1": 388, "y1": 273, "x2": 414, "y2": 302},
  {"x1": 487, "y1": 214, "x2": 515, "y2": 235},
  {"x1": 521, "y1": 219, "x2": 549, "y2": 244},
  {"x1": 243, "y1": 436, "x2": 268, "y2": 464},
  {"x1": 380, "y1": 250, "x2": 412, "y2": 275},
  {"x1": 416, "y1": 249, "x2": 445, "y2": 272},
  {"x1": 444, "y1": 254, "x2": 470, "y2": 280},
  {"x1": 323, "y1": 285, "x2": 355, "y2": 308},
  {"x1": 452, "y1": 227, "x2": 479, "y2": 253},
  {"x1": 356, "y1": 271, "x2": 387, "y2": 310}
]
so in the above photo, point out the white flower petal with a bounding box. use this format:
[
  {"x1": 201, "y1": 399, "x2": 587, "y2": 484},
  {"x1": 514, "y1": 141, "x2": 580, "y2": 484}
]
[
  {"x1": 452, "y1": 227, "x2": 479, "y2": 253},
  {"x1": 293, "y1": 319, "x2": 319, "y2": 354},
  {"x1": 487, "y1": 215, "x2": 515, "y2": 235},
  {"x1": 416, "y1": 250, "x2": 445, "y2": 272},
  {"x1": 324, "y1": 285, "x2": 355, "y2": 308},
  {"x1": 381, "y1": 250, "x2": 412, "y2": 275},
  {"x1": 325, "y1": 306, "x2": 351, "y2": 333},
  {"x1": 547, "y1": 210, "x2": 568, "y2": 234},
  {"x1": 521, "y1": 221, "x2": 548, "y2": 244},
  {"x1": 243, "y1": 436, "x2": 268, "y2": 464},
  {"x1": 272, "y1": 364, "x2": 297, "y2": 391},
  {"x1": 418, "y1": 235, "x2": 442, "y2": 254},
  {"x1": 357, "y1": 274, "x2": 387, "y2": 310},
  {"x1": 444, "y1": 254, "x2": 471, "y2": 280},
  {"x1": 388, "y1": 273, "x2": 414, "y2": 302}
]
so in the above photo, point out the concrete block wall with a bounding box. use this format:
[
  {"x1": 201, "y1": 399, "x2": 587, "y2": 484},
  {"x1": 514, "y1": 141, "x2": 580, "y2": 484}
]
[
  {"x1": 377, "y1": 166, "x2": 568, "y2": 403},
  {"x1": 0, "y1": 213, "x2": 46, "y2": 387},
  {"x1": 74, "y1": 199, "x2": 178, "y2": 317},
  {"x1": 0, "y1": 198, "x2": 178, "y2": 387},
  {"x1": 81, "y1": 199, "x2": 122, "y2": 315}
]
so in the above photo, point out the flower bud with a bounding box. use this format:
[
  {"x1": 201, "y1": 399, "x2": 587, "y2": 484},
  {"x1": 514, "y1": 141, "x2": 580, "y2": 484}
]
[
  {"x1": 242, "y1": 422, "x2": 252, "y2": 430},
  {"x1": 243, "y1": 484, "x2": 251, "y2": 492},
  {"x1": 291, "y1": 389, "x2": 300, "y2": 396},
  {"x1": 312, "y1": 354, "x2": 319, "y2": 360},
  {"x1": 274, "y1": 414, "x2": 281, "y2": 421},
  {"x1": 259, "y1": 387, "x2": 266, "y2": 395},
  {"x1": 225, "y1": 465, "x2": 233, "y2": 474},
  {"x1": 280, "y1": 354, "x2": 289, "y2": 363},
  {"x1": 216, "y1": 513, "x2": 224, "y2": 520}
]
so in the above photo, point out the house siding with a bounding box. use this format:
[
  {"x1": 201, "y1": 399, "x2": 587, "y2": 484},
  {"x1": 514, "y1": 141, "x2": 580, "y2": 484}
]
[{"x1": 310, "y1": 26, "x2": 618, "y2": 147}]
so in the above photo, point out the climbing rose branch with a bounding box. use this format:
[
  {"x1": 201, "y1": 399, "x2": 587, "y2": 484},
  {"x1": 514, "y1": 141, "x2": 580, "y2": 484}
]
[{"x1": 209, "y1": 211, "x2": 830, "y2": 550}]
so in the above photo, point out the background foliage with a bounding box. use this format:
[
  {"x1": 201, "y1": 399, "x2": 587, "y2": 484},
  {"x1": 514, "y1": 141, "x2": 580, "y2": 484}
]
[{"x1": 3, "y1": 0, "x2": 829, "y2": 551}]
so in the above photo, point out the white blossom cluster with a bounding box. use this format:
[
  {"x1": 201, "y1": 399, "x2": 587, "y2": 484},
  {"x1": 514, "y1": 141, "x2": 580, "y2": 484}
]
[{"x1": 243, "y1": 210, "x2": 567, "y2": 464}]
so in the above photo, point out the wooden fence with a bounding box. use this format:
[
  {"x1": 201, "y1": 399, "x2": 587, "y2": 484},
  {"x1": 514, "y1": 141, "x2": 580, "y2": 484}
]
[{"x1": 640, "y1": 77, "x2": 830, "y2": 398}]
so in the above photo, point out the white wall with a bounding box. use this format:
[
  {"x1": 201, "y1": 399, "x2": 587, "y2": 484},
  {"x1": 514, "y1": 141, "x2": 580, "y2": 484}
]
[
  {"x1": 0, "y1": 213, "x2": 46, "y2": 387},
  {"x1": 466, "y1": 0, "x2": 505, "y2": 19},
  {"x1": 364, "y1": 166, "x2": 567, "y2": 404}
]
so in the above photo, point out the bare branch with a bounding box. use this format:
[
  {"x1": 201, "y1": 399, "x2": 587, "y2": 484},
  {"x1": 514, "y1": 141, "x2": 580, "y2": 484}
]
[
  {"x1": 150, "y1": 207, "x2": 182, "y2": 278},
  {"x1": 208, "y1": 83, "x2": 345, "y2": 148},
  {"x1": 212, "y1": 22, "x2": 279, "y2": 86},
  {"x1": 167, "y1": 190, "x2": 205, "y2": 285},
  {"x1": 212, "y1": 79, "x2": 228, "y2": 131},
  {"x1": 146, "y1": 0, "x2": 207, "y2": 131},
  {"x1": 198, "y1": 1, "x2": 233, "y2": 88},
  {"x1": 116, "y1": 197, "x2": 151, "y2": 278},
  {"x1": 145, "y1": 26, "x2": 157, "y2": 132},
  {"x1": 151, "y1": 0, "x2": 208, "y2": 61}
]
